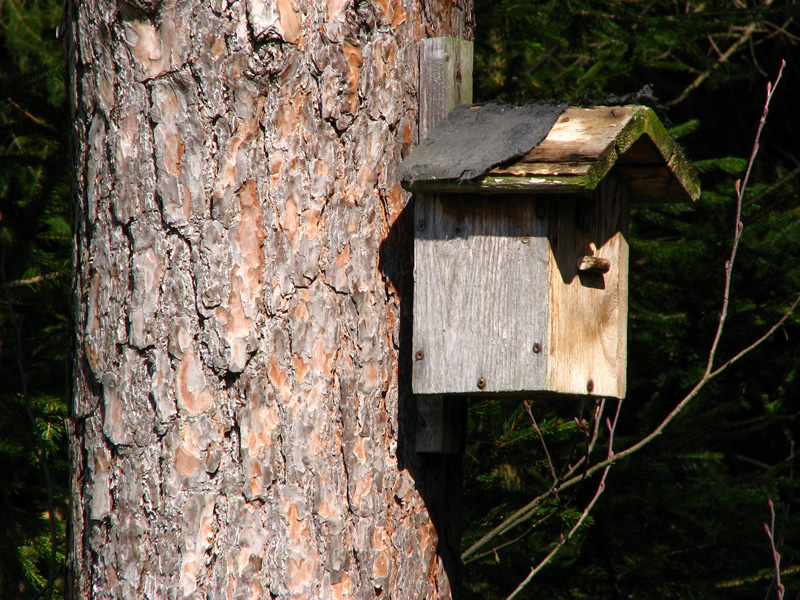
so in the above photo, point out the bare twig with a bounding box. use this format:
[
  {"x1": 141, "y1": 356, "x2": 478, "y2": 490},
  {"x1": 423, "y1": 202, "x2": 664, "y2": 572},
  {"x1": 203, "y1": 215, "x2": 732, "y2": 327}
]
[
  {"x1": 559, "y1": 399, "x2": 606, "y2": 484},
  {"x1": 705, "y1": 59, "x2": 786, "y2": 376},
  {"x1": 505, "y1": 400, "x2": 623, "y2": 600},
  {"x1": 462, "y1": 62, "x2": 795, "y2": 566},
  {"x1": 764, "y1": 499, "x2": 785, "y2": 600},
  {"x1": 5, "y1": 271, "x2": 67, "y2": 288},
  {"x1": 523, "y1": 400, "x2": 558, "y2": 486}
]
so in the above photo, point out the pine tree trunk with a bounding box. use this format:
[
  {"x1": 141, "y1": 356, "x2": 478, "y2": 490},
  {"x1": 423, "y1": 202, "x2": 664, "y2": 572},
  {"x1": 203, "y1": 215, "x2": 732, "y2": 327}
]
[{"x1": 63, "y1": 0, "x2": 472, "y2": 597}]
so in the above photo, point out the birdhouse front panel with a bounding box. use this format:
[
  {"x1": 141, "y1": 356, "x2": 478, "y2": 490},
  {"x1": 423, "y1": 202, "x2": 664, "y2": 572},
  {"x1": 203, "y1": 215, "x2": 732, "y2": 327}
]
[{"x1": 412, "y1": 173, "x2": 629, "y2": 398}]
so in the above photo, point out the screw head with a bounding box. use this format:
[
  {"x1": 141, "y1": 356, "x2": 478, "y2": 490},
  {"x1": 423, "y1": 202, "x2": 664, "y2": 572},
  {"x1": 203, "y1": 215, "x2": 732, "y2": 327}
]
[
  {"x1": 532, "y1": 343, "x2": 542, "y2": 354},
  {"x1": 415, "y1": 350, "x2": 424, "y2": 361},
  {"x1": 417, "y1": 220, "x2": 426, "y2": 231},
  {"x1": 521, "y1": 237, "x2": 531, "y2": 244},
  {"x1": 477, "y1": 377, "x2": 487, "y2": 390}
]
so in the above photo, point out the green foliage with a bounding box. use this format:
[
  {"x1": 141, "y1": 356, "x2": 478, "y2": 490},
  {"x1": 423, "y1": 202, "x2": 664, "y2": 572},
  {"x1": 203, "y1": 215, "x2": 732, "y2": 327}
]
[
  {"x1": 1, "y1": 0, "x2": 70, "y2": 597},
  {"x1": 464, "y1": 1, "x2": 800, "y2": 598}
]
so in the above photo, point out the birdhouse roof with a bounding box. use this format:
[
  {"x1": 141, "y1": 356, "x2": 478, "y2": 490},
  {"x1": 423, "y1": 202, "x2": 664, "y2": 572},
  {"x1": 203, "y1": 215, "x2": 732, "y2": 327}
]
[{"x1": 399, "y1": 103, "x2": 700, "y2": 202}]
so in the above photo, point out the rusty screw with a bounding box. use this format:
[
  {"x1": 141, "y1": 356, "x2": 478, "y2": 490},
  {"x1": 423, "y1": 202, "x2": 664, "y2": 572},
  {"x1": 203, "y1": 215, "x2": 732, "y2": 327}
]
[
  {"x1": 415, "y1": 350, "x2": 424, "y2": 361},
  {"x1": 521, "y1": 236, "x2": 531, "y2": 244},
  {"x1": 587, "y1": 379, "x2": 594, "y2": 393},
  {"x1": 532, "y1": 343, "x2": 542, "y2": 354},
  {"x1": 417, "y1": 220, "x2": 426, "y2": 231},
  {"x1": 477, "y1": 377, "x2": 487, "y2": 390}
]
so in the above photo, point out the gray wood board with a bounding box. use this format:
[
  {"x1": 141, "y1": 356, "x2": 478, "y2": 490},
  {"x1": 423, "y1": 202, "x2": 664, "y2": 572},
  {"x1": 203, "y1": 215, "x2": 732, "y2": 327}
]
[
  {"x1": 418, "y1": 37, "x2": 473, "y2": 142},
  {"x1": 412, "y1": 194, "x2": 550, "y2": 395}
]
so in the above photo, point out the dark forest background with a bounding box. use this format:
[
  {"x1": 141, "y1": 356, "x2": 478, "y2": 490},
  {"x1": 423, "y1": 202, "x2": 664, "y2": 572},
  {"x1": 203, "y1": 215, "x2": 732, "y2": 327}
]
[{"x1": 1, "y1": 1, "x2": 799, "y2": 599}]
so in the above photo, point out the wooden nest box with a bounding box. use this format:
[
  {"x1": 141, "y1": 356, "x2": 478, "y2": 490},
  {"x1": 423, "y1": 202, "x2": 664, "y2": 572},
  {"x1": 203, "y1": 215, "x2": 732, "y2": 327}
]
[{"x1": 400, "y1": 103, "x2": 700, "y2": 399}]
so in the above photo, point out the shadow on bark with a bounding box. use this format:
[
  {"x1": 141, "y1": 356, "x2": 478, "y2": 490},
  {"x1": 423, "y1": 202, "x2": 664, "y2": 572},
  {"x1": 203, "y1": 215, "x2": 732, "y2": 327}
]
[{"x1": 379, "y1": 197, "x2": 466, "y2": 599}]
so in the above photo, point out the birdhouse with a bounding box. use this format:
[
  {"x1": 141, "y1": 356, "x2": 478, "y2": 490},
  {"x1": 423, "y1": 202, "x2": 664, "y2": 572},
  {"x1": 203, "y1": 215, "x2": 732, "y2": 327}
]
[{"x1": 399, "y1": 102, "x2": 699, "y2": 400}]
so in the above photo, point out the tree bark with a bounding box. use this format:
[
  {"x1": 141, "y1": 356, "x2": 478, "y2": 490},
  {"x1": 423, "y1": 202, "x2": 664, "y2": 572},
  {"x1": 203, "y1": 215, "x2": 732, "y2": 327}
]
[{"x1": 63, "y1": 0, "x2": 472, "y2": 597}]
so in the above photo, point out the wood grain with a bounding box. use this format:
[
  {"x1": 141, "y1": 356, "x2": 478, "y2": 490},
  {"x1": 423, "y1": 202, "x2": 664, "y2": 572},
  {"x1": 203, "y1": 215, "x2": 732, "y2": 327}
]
[
  {"x1": 413, "y1": 194, "x2": 550, "y2": 395},
  {"x1": 418, "y1": 37, "x2": 473, "y2": 142},
  {"x1": 415, "y1": 37, "x2": 473, "y2": 453},
  {"x1": 515, "y1": 107, "x2": 636, "y2": 164},
  {"x1": 546, "y1": 175, "x2": 629, "y2": 398}
]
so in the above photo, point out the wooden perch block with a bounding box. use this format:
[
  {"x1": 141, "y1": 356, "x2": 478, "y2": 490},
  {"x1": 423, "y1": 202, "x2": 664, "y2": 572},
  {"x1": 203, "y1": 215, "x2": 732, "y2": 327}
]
[{"x1": 578, "y1": 255, "x2": 611, "y2": 273}]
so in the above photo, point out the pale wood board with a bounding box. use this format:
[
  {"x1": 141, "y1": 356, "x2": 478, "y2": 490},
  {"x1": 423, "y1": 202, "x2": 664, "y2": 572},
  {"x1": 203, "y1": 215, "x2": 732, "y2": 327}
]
[
  {"x1": 546, "y1": 175, "x2": 629, "y2": 398},
  {"x1": 491, "y1": 161, "x2": 594, "y2": 177},
  {"x1": 407, "y1": 176, "x2": 588, "y2": 194},
  {"x1": 514, "y1": 107, "x2": 637, "y2": 164},
  {"x1": 413, "y1": 194, "x2": 550, "y2": 395}
]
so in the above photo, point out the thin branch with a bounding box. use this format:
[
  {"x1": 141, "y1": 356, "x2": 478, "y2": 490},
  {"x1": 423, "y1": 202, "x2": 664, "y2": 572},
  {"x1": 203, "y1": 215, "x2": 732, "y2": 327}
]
[
  {"x1": 764, "y1": 499, "x2": 785, "y2": 600},
  {"x1": 464, "y1": 517, "x2": 549, "y2": 566},
  {"x1": 560, "y1": 399, "x2": 606, "y2": 483},
  {"x1": 523, "y1": 400, "x2": 558, "y2": 486},
  {"x1": 505, "y1": 400, "x2": 623, "y2": 600},
  {"x1": 5, "y1": 270, "x2": 68, "y2": 288},
  {"x1": 705, "y1": 59, "x2": 785, "y2": 375}
]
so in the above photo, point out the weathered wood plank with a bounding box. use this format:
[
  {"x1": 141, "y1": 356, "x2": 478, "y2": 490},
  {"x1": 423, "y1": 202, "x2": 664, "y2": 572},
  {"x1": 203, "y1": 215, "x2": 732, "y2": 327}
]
[
  {"x1": 491, "y1": 161, "x2": 594, "y2": 177},
  {"x1": 413, "y1": 194, "x2": 550, "y2": 395},
  {"x1": 517, "y1": 107, "x2": 637, "y2": 164},
  {"x1": 418, "y1": 37, "x2": 473, "y2": 142},
  {"x1": 407, "y1": 176, "x2": 589, "y2": 194},
  {"x1": 546, "y1": 174, "x2": 629, "y2": 398},
  {"x1": 415, "y1": 37, "x2": 473, "y2": 453}
]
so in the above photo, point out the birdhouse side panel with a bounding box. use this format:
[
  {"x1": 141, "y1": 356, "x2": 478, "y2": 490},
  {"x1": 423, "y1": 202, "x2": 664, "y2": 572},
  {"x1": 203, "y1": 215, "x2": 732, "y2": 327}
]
[
  {"x1": 412, "y1": 193, "x2": 550, "y2": 395},
  {"x1": 546, "y1": 175, "x2": 630, "y2": 398}
]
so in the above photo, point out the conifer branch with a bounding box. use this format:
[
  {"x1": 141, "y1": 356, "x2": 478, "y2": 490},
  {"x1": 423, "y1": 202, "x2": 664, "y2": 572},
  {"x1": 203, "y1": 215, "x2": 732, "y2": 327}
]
[
  {"x1": 668, "y1": 0, "x2": 775, "y2": 107},
  {"x1": 0, "y1": 240, "x2": 58, "y2": 600}
]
